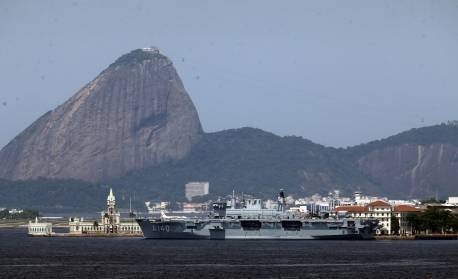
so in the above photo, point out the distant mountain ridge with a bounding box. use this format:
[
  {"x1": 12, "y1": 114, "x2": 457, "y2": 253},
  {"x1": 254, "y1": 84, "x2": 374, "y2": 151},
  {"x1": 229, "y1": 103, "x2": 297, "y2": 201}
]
[
  {"x1": 345, "y1": 122, "x2": 458, "y2": 199},
  {"x1": 109, "y1": 123, "x2": 458, "y2": 202},
  {"x1": 346, "y1": 121, "x2": 458, "y2": 160},
  {"x1": 0, "y1": 48, "x2": 457, "y2": 210},
  {"x1": 2, "y1": 123, "x2": 457, "y2": 211},
  {"x1": 108, "y1": 127, "x2": 378, "y2": 202}
]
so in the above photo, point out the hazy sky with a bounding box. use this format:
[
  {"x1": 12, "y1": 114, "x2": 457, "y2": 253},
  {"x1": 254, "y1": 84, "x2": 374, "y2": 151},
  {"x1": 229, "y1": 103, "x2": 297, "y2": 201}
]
[{"x1": 1, "y1": 0, "x2": 458, "y2": 148}]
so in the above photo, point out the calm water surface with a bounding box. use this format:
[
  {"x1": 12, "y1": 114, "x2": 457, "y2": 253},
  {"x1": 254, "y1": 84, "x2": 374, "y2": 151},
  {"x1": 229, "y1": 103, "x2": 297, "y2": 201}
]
[{"x1": 1, "y1": 229, "x2": 457, "y2": 278}]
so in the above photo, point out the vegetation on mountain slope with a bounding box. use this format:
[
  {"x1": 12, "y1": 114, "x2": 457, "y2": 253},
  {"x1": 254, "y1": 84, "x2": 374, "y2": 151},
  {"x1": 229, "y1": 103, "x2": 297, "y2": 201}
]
[
  {"x1": 346, "y1": 122, "x2": 458, "y2": 159},
  {"x1": 2, "y1": 123, "x2": 458, "y2": 211}
]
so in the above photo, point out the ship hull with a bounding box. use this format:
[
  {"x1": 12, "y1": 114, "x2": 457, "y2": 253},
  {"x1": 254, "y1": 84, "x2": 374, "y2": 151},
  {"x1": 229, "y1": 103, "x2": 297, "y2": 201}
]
[
  {"x1": 137, "y1": 218, "x2": 377, "y2": 240},
  {"x1": 136, "y1": 219, "x2": 209, "y2": 239}
]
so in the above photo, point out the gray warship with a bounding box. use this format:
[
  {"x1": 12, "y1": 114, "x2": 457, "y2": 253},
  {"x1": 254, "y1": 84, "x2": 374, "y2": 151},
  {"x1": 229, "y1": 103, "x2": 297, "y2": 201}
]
[{"x1": 136, "y1": 191, "x2": 378, "y2": 240}]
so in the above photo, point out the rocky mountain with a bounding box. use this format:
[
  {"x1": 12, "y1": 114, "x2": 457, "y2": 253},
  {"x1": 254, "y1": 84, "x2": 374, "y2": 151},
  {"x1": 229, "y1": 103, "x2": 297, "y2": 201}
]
[
  {"x1": 346, "y1": 122, "x2": 458, "y2": 198},
  {"x1": 0, "y1": 48, "x2": 202, "y2": 181}
]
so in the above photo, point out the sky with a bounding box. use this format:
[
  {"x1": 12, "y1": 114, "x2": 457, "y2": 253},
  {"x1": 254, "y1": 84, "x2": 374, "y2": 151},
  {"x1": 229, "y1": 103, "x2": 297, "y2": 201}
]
[{"x1": 1, "y1": 0, "x2": 458, "y2": 148}]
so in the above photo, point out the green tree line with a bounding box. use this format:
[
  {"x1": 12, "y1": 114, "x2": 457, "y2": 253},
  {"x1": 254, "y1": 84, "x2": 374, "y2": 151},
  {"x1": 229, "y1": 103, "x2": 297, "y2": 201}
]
[
  {"x1": 0, "y1": 209, "x2": 39, "y2": 220},
  {"x1": 407, "y1": 207, "x2": 458, "y2": 234}
]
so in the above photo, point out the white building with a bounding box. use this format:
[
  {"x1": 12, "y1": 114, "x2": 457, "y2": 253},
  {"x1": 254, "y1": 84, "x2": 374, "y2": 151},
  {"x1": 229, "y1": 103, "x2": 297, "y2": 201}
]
[
  {"x1": 68, "y1": 217, "x2": 104, "y2": 234},
  {"x1": 69, "y1": 188, "x2": 141, "y2": 235},
  {"x1": 335, "y1": 201, "x2": 420, "y2": 235},
  {"x1": 392, "y1": 205, "x2": 421, "y2": 235},
  {"x1": 9, "y1": 209, "x2": 23, "y2": 214},
  {"x1": 28, "y1": 217, "x2": 53, "y2": 236},
  {"x1": 388, "y1": 200, "x2": 417, "y2": 206},
  {"x1": 354, "y1": 192, "x2": 387, "y2": 205},
  {"x1": 446, "y1": 197, "x2": 458, "y2": 205},
  {"x1": 185, "y1": 182, "x2": 209, "y2": 201}
]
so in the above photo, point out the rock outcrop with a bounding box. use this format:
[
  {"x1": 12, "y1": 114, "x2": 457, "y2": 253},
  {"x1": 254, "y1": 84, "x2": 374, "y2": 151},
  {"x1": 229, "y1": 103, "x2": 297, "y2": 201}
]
[
  {"x1": 356, "y1": 143, "x2": 458, "y2": 198},
  {"x1": 0, "y1": 48, "x2": 202, "y2": 182},
  {"x1": 348, "y1": 123, "x2": 458, "y2": 198}
]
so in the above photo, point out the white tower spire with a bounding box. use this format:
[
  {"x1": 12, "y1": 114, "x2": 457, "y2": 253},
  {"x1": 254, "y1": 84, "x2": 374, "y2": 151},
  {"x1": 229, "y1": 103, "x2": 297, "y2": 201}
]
[{"x1": 107, "y1": 188, "x2": 116, "y2": 206}]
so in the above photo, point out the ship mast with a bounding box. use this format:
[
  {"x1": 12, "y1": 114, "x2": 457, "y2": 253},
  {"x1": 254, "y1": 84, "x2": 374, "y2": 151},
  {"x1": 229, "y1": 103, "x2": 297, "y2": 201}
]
[
  {"x1": 278, "y1": 189, "x2": 286, "y2": 212},
  {"x1": 231, "y1": 189, "x2": 236, "y2": 209}
]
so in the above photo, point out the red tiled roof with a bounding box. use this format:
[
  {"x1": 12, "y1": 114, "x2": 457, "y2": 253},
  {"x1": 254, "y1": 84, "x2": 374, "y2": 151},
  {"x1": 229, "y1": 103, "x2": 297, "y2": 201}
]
[
  {"x1": 393, "y1": 205, "x2": 420, "y2": 212},
  {"x1": 367, "y1": 200, "x2": 390, "y2": 207},
  {"x1": 335, "y1": 206, "x2": 368, "y2": 213}
]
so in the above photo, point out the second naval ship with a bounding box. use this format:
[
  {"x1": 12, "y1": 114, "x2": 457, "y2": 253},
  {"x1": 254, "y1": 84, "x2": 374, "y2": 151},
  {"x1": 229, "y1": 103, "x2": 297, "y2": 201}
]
[{"x1": 136, "y1": 191, "x2": 378, "y2": 240}]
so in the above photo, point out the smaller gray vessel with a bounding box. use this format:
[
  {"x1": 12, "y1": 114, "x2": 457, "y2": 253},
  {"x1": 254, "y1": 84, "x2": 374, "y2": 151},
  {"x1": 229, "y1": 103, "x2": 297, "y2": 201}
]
[{"x1": 137, "y1": 191, "x2": 378, "y2": 240}]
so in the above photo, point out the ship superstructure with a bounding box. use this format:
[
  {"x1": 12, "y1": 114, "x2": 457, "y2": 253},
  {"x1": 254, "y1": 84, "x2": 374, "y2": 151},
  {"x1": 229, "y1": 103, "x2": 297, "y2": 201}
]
[{"x1": 136, "y1": 191, "x2": 378, "y2": 240}]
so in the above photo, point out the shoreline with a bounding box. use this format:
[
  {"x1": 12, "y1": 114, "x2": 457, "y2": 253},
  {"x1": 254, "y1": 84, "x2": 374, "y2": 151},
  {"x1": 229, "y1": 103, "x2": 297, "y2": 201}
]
[
  {"x1": 28, "y1": 232, "x2": 143, "y2": 238},
  {"x1": 3, "y1": 222, "x2": 457, "y2": 240},
  {"x1": 376, "y1": 234, "x2": 458, "y2": 240},
  {"x1": 0, "y1": 219, "x2": 72, "y2": 230},
  {"x1": 0, "y1": 221, "x2": 69, "y2": 229},
  {"x1": 0, "y1": 220, "x2": 30, "y2": 228}
]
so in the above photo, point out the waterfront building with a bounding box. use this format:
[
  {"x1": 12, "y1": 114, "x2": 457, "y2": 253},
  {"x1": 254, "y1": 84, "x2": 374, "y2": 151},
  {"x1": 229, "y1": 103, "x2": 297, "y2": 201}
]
[
  {"x1": 103, "y1": 188, "x2": 120, "y2": 233},
  {"x1": 335, "y1": 201, "x2": 392, "y2": 234},
  {"x1": 334, "y1": 201, "x2": 421, "y2": 235},
  {"x1": 68, "y1": 188, "x2": 141, "y2": 234},
  {"x1": 294, "y1": 192, "x2": 352, "y2": 215},
  {"x1": 293, "y1": 190, "x2": 358, "y2": 216},
  {"x1": 293, "y1": 191, "x2": 419, "y2": 210},
  {"x1": 28, "y1": 217, "x2": 53, "y2": 236},
  {"x1": 367, "y1": 200, "x2": 392, "y2": 234},
  {"x1": 392, "y1": 205, "x2": 421, "y2": 235},
  {"x1": 68, "y1": 217, "x2": 103, "y2": 233},
  {"x1": 334, "y1": 202, "x2": 390, "y2": 234},
  {"x1": 446, "y1": 197, "x2": 458, "y2": 205},
  {"x1": 185, "y1": 182, "x2": 209, "y2": 201}
]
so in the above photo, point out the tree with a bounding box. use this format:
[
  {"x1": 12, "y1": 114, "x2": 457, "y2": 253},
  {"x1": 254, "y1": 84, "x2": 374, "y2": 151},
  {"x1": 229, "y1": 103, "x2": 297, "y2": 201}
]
[
  {"x1": 0, "y1": 209, "x2": 39, "y2": 220},
  {"x1": 406, "y1": 208, "x2": 458, "y2": 234},
  {"x1": 16, "y1": 209, "x2": 39, "y2": 219},
  {"x1": 0, "y1": 209, "x2": 9, "y2": 219},
  {"x1": 406, "y1": 213, "x2": 422, "y2": 234},
  {"x1": 391, "y1": 215, "x2": 400, "y2": 235},
  {"x1": 451, "y1": 216, "x2": 458, "y2": 232}
]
